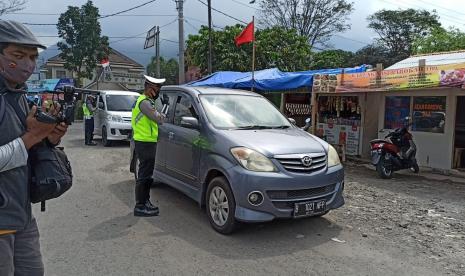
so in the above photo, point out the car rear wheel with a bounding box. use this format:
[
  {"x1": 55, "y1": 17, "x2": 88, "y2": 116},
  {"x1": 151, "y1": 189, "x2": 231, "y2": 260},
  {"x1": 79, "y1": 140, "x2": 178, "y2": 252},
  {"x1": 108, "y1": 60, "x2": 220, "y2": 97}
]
[
  {"x1": 102, "y1": 126, "x2": 112, "y2": 147},
  {"x1": 206, "y1": 177, "x2": 237, "y2": 234}
]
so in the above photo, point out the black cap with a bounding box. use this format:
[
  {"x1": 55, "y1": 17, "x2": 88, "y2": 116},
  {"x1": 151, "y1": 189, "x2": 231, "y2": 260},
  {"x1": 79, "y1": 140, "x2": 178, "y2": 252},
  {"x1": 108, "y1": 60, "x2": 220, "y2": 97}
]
[{"x1": 0, "y1": 20, "x2": 46, "y2": 49}]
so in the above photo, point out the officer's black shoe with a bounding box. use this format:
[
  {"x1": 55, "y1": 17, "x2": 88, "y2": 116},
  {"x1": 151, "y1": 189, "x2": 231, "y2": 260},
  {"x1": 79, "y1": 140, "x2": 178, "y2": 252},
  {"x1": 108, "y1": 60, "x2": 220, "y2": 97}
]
[
  {"x1": 86, "y1": 141, "x2": 97, "y2": 146},
  {"x1": 134, "y1": 204, "x2": 159, "y2": 217},
  {"x1": 145, "y1": 200, "x2": 159, "y2": 211}
]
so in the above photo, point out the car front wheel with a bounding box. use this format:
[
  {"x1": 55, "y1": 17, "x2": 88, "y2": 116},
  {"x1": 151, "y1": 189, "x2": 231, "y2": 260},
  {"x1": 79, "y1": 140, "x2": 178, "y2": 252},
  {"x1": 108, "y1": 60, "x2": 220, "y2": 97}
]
[{"x1": 206, "y1": 177, "x2": 237, "y2": 234}]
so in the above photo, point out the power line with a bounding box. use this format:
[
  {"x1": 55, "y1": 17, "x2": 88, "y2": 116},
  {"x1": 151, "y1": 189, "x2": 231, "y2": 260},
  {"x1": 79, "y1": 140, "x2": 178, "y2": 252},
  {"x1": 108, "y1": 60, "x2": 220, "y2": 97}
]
[
  {"x1": 230, "y1": 0, "x2": 259, "y2": 10},
  {"x1": 99, "y1": 0, "x2": 159, "y2": 19},
  {"x1": 12, "y1": 12, "x2": 177, "y2": 17},
  {"x1": 160, "y1": 18, "x2": 178, "y2": 29},
  {"x1": 413, "y1": 0, "x2": 465, "y2": 17},
  {"x1": 22, "y1": 0, "x2": 160, "y2": 26},
  {"x1": 378, "y1": 0, "x2": 465, "y2": 27},
  {"x1": 196, "y1": 0, "x2": 248, "y2": 24},
  {"x1": 184, "y1": 19, "x2": 199, "y2": 32}
]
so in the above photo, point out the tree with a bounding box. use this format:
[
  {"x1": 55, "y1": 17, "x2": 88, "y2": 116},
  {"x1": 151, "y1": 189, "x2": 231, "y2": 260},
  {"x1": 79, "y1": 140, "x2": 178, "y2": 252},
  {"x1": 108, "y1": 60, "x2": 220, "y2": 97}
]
[
  {"x1": 412, "y1": 27, "x2": 465, "y2": 54},
  {"x1": 368, "y1": 9, "x2": 441, "y2": 60},
  {"x1": 0, "y1": 0, "x2": 26, "y2": 15},
  {"x1": 186, "y1": 25, "x2": 312, "y2": 72},
  {"x1": 146, "y1": 57, "x2": 179, "y2": 85},
  {"x1": 310, "y1": 49, "x2": 354, "y2": 69},
  {"x1": 57, "y1": 0, "x2": 109, "y2": 87},
  {"x1": 350, "y1": 44, "x2": 398, "y2": 68},
  {"x1": 257, "y1": 0, "x2": 354, "y2": 47}
]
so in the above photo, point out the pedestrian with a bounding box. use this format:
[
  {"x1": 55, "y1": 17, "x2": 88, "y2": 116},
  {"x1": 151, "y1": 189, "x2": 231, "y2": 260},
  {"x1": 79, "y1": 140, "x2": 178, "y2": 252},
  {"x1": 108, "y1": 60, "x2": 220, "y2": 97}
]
[
  {"x1": 82, "y1": 94, "x2": 97, "y2": 146},
  {"x1": 0, "y1": 20, "x2": 68, "y2": 276},
  {"x1": 131, "y1": 75, "x2": 166, "y2": 216}
]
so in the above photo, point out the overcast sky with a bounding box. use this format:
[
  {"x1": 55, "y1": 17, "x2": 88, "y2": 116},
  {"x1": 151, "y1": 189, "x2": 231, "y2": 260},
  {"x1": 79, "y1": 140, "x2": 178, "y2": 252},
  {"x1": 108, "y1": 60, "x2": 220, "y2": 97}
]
[{"x1": 2, "y1": 0, "x2": 465, "y2": 68}]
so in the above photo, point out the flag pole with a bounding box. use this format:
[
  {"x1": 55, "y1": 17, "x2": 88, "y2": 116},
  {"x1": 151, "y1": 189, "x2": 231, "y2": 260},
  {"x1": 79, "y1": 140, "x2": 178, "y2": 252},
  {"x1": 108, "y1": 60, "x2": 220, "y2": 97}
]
[{"x1": 251, "y1": 16, "x2": 255, "y2": 92}]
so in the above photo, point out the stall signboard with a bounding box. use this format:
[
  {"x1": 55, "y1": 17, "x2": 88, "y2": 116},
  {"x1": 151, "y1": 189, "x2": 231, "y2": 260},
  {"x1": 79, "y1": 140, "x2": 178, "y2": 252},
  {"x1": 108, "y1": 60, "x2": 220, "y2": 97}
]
[
  {"x1": 313, "y1": 62, "x2": 465, "y2": 93},
  {"x1": 317, "y1": 122, "x2": 360, "y2": 155}
]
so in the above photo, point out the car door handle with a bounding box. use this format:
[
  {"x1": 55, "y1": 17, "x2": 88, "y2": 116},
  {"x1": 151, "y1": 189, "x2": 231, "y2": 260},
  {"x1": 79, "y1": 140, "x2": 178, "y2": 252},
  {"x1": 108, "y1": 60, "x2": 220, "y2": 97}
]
[{"x1": 168, "y1": 132, "x2": 174, "y2": 140}]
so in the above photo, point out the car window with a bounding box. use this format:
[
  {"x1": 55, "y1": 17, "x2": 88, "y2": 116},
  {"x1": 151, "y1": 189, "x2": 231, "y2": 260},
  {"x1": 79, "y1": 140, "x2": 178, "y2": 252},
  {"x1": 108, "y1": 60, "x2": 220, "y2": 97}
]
[
  {"x1": 98, "y1": 96, "x2": 104, "y2": 108},
  {"x1": 174, "y1": 94, "x2": 198, "y2": 126},
  {"x1": 158, "y1": 91, "x2": 178, "y2": 124}
]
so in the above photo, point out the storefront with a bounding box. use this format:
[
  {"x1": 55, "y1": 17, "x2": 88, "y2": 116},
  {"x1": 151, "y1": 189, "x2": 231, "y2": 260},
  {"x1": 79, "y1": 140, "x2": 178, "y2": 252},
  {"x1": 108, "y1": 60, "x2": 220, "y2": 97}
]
[
  {"x1": 311, "y1": 62, "x2": 465, "y2": 171},
  {"x1": 377, "y1": 89, "x2": 465, "y2": 170}
]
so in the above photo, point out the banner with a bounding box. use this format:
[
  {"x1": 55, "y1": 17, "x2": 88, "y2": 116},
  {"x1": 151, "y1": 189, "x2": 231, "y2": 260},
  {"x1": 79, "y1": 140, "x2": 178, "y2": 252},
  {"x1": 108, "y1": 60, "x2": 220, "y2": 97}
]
[
  {"x1": 317, "y1": 123, "x2": 360, "y2": 156},
  {"x1": 313, "y1": 62, "x2": 465, "y2": 93}
]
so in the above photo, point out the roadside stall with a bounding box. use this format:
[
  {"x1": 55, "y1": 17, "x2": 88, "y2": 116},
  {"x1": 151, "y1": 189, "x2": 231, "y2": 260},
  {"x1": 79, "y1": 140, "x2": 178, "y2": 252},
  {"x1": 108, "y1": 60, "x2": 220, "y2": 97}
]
[{"x1": 311, "y1": 60, "x2": 465, "y2": 171}]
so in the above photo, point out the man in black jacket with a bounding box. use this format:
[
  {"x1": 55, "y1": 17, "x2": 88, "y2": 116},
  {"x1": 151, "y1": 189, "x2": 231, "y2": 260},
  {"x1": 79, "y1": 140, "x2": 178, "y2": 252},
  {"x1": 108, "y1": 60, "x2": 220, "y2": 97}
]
[{"x1": 0, "y1": 20, "x2": 68, "y2": 276}]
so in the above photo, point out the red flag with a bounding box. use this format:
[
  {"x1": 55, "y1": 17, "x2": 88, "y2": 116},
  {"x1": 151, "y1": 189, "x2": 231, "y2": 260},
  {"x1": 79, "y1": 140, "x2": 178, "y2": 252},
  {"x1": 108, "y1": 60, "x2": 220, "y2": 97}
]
[
  {"x1": 235, "y1": 21, "x2": 254, "y2": 47},
  {"x1": 100, "y1": 58, "x2": 110, "y2": 68}
]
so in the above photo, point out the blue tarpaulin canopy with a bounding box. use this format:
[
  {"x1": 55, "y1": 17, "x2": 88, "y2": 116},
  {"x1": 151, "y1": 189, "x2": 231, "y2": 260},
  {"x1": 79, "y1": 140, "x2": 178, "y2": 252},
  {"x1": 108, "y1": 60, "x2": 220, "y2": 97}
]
[
  {"x1": 26, "y1": 78, "x2": 75, "y2": 93},
  {"x1": 187, "y1": 66, "x2": 367, "y2": 92}
]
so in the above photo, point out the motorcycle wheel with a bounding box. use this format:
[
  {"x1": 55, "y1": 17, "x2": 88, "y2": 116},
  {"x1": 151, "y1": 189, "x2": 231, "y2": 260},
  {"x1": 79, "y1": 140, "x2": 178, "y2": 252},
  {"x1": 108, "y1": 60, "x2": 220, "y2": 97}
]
[
  {"x1": 377, "y1": 156, "x2": 393, "y2": 179},
  {"x1": 410, "y1": 162, "x2": 420, "y2": 174}
]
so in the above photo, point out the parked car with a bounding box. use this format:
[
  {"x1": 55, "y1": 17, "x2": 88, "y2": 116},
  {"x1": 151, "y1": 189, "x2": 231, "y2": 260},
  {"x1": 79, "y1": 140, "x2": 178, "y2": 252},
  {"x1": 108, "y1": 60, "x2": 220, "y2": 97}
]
[
  {"x1": 129, "y1": 86, "x2": 345, "y2": 234},
  {"x1": 89, "y1": 90, "x2": 140, "y2": 146}
]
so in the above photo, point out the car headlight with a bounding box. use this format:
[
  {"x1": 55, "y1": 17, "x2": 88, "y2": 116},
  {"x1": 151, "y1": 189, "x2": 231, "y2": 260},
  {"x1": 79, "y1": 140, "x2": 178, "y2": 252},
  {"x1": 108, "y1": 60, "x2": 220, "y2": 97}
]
[
  {"x1": 327, "y1": 145, "x2": 341, "y2": 167},
  {"x1": 230, "y1": 147, "x2": 277, "y2": 172},
  {"x1": 108, "y1": 115, "x2": 123, "y2": 122}
]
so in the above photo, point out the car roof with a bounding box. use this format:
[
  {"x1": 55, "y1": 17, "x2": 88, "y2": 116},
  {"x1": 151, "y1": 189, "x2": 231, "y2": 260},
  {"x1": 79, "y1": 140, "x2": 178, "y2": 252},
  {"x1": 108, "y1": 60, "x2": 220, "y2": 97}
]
[
  {"x1": 98, "y1": 90, "x2": 140, "y2": 96},
  {"x1": 161, "y1": 85, "x2": 261, "y2": 97}
]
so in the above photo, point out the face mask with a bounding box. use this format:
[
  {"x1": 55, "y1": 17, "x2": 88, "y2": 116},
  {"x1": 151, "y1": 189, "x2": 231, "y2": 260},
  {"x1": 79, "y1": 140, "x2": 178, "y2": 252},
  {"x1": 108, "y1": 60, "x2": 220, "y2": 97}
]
[{"x1": 0, "y1": 54, "x2": 36, "y2": 85}]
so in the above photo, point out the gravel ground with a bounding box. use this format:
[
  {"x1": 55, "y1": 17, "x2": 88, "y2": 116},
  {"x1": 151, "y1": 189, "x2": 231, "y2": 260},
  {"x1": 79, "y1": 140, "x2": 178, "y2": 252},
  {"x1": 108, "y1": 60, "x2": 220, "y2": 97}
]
[{"x1": 34, "y1": 123, "x2": 464, "y2": 276}]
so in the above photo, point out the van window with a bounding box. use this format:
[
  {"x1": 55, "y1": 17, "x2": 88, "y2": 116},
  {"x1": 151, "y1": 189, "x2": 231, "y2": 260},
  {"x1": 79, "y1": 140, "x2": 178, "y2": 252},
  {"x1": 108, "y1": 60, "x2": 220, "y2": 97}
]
[
  {"x1": 174, "y1": 94, "x2": 198, "y2": 126},
  {"x1": 98, "y1": 96, "x2": 105, "y2": 110},
  {"x1": 106, "y1": 95, "x2": 139, "y2": 112}
]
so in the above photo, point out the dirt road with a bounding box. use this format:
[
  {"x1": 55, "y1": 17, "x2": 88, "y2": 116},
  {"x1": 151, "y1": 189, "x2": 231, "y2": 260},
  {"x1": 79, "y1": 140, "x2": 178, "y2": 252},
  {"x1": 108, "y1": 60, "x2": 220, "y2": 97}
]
[{"x1": 34, "y1": 123, "x2": 464, "y2": 275}]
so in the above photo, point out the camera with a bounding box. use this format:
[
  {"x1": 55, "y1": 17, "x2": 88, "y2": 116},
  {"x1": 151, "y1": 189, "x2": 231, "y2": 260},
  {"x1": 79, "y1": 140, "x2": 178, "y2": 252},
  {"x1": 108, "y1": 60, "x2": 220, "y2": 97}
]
[{"x1": 35, "y1": 85, "x2": 95, "y2": 125}]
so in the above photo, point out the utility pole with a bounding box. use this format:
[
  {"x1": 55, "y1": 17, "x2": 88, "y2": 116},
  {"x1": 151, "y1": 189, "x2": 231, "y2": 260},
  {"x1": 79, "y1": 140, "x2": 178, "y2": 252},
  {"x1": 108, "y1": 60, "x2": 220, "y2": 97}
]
[
  {"x1": 176, "y1": 0, "x2": 185, "y2": 84},
  {"x1": 156, "y1": 26, "x2": 160, "y2": 78},
  {"x1": 207, "y1": 0, "x2": 212, "y2": 74}
]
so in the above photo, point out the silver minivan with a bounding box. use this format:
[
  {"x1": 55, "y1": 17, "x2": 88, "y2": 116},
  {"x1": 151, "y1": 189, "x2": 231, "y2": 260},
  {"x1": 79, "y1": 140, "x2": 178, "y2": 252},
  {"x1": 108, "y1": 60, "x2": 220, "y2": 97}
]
[
  {"x1": 130, "y1": 86, "x2": 344, "y2": 234},
  {"x1": 88, "y1": 90, "x2": 140, "y2": 146}
]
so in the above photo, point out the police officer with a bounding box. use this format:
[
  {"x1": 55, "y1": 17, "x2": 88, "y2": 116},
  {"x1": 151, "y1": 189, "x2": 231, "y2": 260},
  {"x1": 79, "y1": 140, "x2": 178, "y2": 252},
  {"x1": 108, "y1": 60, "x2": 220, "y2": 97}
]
[
  {"x1": 0, "y1": 20, "x2": 68, "y2": 276},
  {"x1": 82, "y1": 94, "x2": 97, "y2": 146},
  {"x1": 131, "y1": 75, "x2": 166, "y2": 216}
]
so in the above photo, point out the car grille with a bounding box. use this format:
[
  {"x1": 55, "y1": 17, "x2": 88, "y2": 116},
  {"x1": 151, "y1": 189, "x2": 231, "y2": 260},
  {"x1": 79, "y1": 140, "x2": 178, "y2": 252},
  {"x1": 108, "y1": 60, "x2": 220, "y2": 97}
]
[
  {"x1": 267, "y1": 183, "x2": 336, "y2": 200},
  {"x1": 274, "y1": 153, "x2": 327, "y2": 173},
  {"x1": 119, "y1": 129, "x2": 132, "y2": 135},
  {"x1": 122, "y1": 117, "x2": 131, "y2": 123}
]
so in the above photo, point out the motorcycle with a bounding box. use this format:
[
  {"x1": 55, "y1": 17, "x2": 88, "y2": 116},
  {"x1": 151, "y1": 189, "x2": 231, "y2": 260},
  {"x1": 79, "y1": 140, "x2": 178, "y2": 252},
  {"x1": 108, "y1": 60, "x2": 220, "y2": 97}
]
[
  {"x1": 369, "y1": 117, "x2": 419, "y2": 179},
  {"x1": 302, "y1": 117, "x2": 311, "y2": 131}
]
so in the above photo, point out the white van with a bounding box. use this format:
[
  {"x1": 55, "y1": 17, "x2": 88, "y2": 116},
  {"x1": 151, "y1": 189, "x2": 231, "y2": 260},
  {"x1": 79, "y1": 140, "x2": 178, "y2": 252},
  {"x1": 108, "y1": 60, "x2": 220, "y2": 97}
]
[{"x1": 87, "y1": 90, "x2": 140, "y2": 146}]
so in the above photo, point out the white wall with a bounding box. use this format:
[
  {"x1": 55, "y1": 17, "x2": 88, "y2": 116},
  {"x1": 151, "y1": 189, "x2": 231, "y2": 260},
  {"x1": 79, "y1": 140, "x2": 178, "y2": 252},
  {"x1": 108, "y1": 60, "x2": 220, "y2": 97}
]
[{"x1": 377, "y1": 89, "x2": 465, "y2": 170}]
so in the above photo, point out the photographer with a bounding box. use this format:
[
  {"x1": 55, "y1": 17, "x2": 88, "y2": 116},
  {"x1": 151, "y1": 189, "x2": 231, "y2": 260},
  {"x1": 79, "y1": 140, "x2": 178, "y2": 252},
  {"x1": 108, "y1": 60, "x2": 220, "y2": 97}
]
[
  {"x1": 131, "y1": 75, "x2": 166, "y2": 217},
  {"x1": 83, "y1": 94, "x2": 97, "y2": 146},
  {"x1": 0, "y1": 20, "x2": 68, "y2": 276}
]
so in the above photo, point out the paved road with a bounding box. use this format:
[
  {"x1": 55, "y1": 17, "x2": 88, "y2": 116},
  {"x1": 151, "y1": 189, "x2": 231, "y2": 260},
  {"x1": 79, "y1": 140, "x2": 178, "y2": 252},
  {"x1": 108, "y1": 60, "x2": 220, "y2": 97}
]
[{"x1": 34, "y1": 123, "x2": 464, "y2": 276}]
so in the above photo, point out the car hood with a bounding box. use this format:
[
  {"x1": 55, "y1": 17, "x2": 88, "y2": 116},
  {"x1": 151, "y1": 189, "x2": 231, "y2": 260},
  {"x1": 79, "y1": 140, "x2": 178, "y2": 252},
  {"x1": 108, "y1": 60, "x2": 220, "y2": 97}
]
[{"x1": 220, "y1": 128, "x2": 327, "y2": 156}]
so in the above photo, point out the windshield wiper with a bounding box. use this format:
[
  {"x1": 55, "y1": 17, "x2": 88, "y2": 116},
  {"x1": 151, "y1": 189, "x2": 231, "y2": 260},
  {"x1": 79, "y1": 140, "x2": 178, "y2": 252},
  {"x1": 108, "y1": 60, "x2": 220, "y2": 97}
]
[
  {"x1": 271, "y1": 125, "x2": 290, "y2": 129},
  {"x1": 234, "y1": 125, "x2": 274, "y2": 130}
]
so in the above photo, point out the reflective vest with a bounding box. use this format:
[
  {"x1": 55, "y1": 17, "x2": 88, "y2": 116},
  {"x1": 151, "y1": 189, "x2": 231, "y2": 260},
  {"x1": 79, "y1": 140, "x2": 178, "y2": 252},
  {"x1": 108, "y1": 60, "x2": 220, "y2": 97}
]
[
  {"x1": 82, "y1": 101, "x2": 93, "y2": 119},
  {"x1": 131, "y1": 95, "x2": 158, "y2": 142}
]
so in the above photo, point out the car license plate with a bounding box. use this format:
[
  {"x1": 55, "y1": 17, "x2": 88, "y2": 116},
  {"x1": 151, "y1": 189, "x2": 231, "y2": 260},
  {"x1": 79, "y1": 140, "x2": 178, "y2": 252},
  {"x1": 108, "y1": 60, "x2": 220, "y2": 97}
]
[{"x1": 293, "y1": 200, "x2": 326, "y2": 218}]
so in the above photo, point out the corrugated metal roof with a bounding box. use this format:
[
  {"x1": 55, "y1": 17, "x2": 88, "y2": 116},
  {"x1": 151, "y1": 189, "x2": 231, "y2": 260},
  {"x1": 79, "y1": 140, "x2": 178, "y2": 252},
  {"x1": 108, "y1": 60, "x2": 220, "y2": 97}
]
[{"x1": 386, "y1": 50, "x2": 465, "y2": 70}]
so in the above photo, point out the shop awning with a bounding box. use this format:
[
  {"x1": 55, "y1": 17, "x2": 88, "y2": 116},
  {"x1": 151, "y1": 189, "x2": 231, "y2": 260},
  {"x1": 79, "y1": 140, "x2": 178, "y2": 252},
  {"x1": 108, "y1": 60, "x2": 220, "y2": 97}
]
[{"x1": 187, "y1": 66, "x2": 367, "y2": 92}]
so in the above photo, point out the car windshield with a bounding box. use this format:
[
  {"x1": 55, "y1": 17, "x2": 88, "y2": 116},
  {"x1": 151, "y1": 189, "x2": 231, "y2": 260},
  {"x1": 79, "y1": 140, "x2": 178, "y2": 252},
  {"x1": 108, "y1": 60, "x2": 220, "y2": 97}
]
[
  {"x1": 199, "y1": 94, "x2": 292, "y2": 129},
  {"x1": 106, "y1": 95, "x2": 139, "y2": 112}
]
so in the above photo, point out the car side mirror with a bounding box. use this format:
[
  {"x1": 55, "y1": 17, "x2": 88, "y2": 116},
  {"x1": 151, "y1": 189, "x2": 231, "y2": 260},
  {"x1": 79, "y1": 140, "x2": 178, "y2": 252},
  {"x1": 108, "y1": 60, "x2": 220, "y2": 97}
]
[
  {"x1": 181, "y1": 116, "x2": 199, "y2": 129},
  {"x1": 98, "y1": 102, "x2": 104, "y2": 109},
  {"x1": 288, "y1": 118, "x2": 297, "y2": 125}
]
